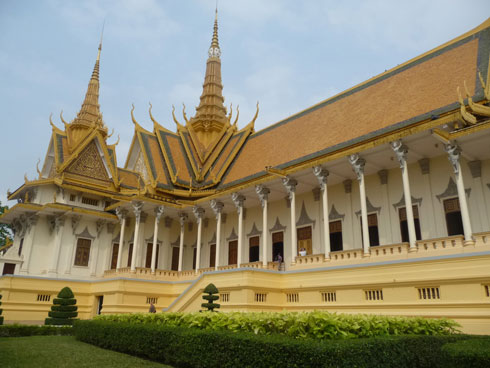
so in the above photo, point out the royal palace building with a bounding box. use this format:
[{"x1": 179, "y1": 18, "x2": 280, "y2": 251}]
[{"x1": 1, "y1": 14, "x2": 490, "y2": 334}]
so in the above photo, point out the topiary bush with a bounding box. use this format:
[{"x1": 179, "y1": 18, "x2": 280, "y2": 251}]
[
  {"x1": 201, "y1": 283, "x2": 220, "y2": 312},
  {"x1": 45, "y1": 287, "x2": 78, "y2": 326},
  {"x1": 0, "y1": 293, "x2": 3, "y2": 325}
]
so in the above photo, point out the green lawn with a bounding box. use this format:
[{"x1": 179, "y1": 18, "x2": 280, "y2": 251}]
[{"x1": 0, "y1": 335, "x2": 171, "y2": 368}]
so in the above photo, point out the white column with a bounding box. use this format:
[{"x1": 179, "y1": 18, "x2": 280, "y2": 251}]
[
  {"x1": 378, "y1": 170, "x2": 393, "y2": 244},
  {"x1": 130, "y1": 201, "x2": 143, "y2": 273},
  {"x1": 232, "y1": 193, "x2": 246, "y2": 267},
  {"x1": 115, "y1": 208, "x2": 127, "y2": 270},
  {"x1": 349, "y1": 154, "x2": 370, "y2": 255},
  {"x1": 178, "y1": 213, "x2": 187, "y2": 271},
  {"x1": 391, "y1": 140, "x2": 417, "y2": 251},
  {"x1": 193, "y1": 206, "x2": 205, "y2": 273},
  {"x1": 468, "y1": 160, "x2": 489, "y2": 232},
  {"x1": 343, "y1": 179, "x2": 354, "y2": 249},
  {"x1": 446, "y1": 143, "x2": 474, "y2": 245},
  {"x1": 418, "y1": 159, "x2": 438, "y2": 238},
  {"x1": 90, "y1": 220, "x2": 105, "y2": 276},
  {"x1": 313, "y1": 166, "x2": 331, "y2": 258},
  {"x1": 18, "y1": 214, "x2": 38, "y2": 274},
  {"x1": 211, "y1": 200, "x2": 224, "y2": 270},
  {"x1": 282, "y1": 176, "x2": 298, "y2": 264},
  {"x1": 48, "y1": 215, "x2": 65, "y2": 275},
  {"x1": 151, "y1": 206, "x2": 165, "y2": 274},
  {"x1": 256, "y1": 185, "x2": 270, "y2": 267}
]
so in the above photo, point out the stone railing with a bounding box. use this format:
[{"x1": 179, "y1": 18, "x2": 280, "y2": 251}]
[
  {"x1": 104, "y1": 233, "x2": 490, "y2": 279},
  {"x1": 295, "y1": 253, "x2": 325, "y2": 266}
]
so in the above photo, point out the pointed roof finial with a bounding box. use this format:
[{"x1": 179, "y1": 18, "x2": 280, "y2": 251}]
[
  {"x1": 209, "y1": 4, "x2": 220, "y2": 58},
  {"x1": 97, "y1": 20, "x2": 105, "y2": 62}
]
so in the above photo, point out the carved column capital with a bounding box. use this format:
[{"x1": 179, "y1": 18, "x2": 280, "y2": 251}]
[
  {"x1": 349, "y1": 154, "x2": 366, "y2": 181},
  {"x1": 132, "y1": 201, "x2": 144, "y2": 222},
  {"x1": 192, "y1": 206, "x2": 205, "y2": 224},
  {"x1": 154, "y1": 205, "x2": 165, "y2": 223},
  {"x1": 115, "y1": 207, "x2": 128, "y2": 223},
  {"x1": 445, "y1": 143, "x2": 462, "y2": 174},
  {"x1": 255, "y1": 185, "x2": 270, "y2": 208},
  {"x1": 313, "y1": 166, "x2": 329, "y2": 190},
  {"x1": 47, "y1": 214, "x2": 65, "y2": 235},
  {"x1": 390, "y1": 140, "x2": 409, "y2": 169},
  {"x1": 282, "y1": 176, "x2": 298, "y2": 199},
  {"x1": 231, "y1": 193, "x2": 246, "y2": 214},
  {"x1": 210, "y1": 200, "x2": 224, "y2": 219},
  {"x1": 178, "y1": 212, "x2": 188, "y2": 228}
]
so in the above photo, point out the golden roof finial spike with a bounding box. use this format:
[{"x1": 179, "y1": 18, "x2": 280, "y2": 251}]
[
  {"x1": 97, "y1": 20, "x2": 105, "y2": 62},
  {"x1": 209, "y1": 4, "x2": 220, "y2": 58}
]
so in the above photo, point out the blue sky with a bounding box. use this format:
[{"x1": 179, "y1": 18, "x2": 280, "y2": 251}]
[{"x1": 0, "y1": 0, "x2": 489, "y2": 206}]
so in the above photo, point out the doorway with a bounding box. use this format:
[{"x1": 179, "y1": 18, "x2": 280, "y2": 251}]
[
  {"x1": 145, "y1": 243, "x2": 160, "y2": 269},
  {"x1": 297, "y1": 226, "x2": 312, "y2": 255},
  {"x1": 228, "y1": 240, "x2": 238, "y2": 265},
  {"x1": 329, "y1": 220, "x2": 343, "y2": 251},
  {"x1": 209, "y1": 243, "x2": 216, "y2": 268},
  {"x1": 399, "y1": 206, "x2": 422, "y2": 242},
  {"x1": 171, "y1": 247, "x2": 179, "y2": 271},
  {"x1": 110, "y1": 243, "x2": 119, "y2": 270},
  {"x1": 249, "y1": 236, "x2": 259, "y2": 262},
  {"x1": 444, "y1": 198, "x2": 464, "y2": 236},
  {"x1": 96, "y1": 295, "x2": 104, "y2": 315},
  {"x1": 272, "y1": 231, "x2": 284, "y2": 262}
]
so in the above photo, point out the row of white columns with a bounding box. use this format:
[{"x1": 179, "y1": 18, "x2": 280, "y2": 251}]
[{"x1": 111, "y1": 140, "x2": 475, "y2": 273}]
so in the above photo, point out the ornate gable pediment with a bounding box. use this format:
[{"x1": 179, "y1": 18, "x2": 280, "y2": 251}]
[{"x1": 66, "y1": 140, "x2": 110, "y2": 182}]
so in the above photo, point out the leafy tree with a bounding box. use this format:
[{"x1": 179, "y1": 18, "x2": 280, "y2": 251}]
[
  {"x1": 0, "y1": 201, "x2": 12, "y2": 248},
  {"x1": 45, "y1": 287, "x2": 78, "y2": 326},
  {"x1": 0, "y1": 293, "x2": 3, "y2": 325},
  {"x1": 201, "y1": 283, "x2": 220, "y2": 312}
]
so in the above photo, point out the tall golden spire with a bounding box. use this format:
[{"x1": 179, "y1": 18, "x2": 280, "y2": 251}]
[
  {"x1": 189, "y1": 8, "x2": 228, "y2": 135},
  {"x1": 66, "y1": 31, "x2": 107, "y2": 150}
]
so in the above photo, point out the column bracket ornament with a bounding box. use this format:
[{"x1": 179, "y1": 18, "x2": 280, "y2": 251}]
[
  {"x1": 445, "y1": 143, "x2": 462, "y2": 174},
  {"x1": 391, "y1": 140, "x2": 409, "y2": 171},
  {"x1": 349, "y1": 154, "x2": 366, "y2": 181},
  {"x1": 210, "y1": 200, "x2": 224, "y2": 219},
  {"x1": 255, "y1": 185, "x2": 270, "y2": 208},
  {"x1": 313, "y1": 166, "x2": 329, "y2": 190},
  {"x1": 231, "y1": 193, "x2": 246, "y2": 213}
]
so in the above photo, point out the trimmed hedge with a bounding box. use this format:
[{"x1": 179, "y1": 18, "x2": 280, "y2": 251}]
[
  {"x1": 0, "y1": 293, "x2": 3, "y2": 325},
  {"x1": 0, "y1": 324, "x2": 73, "y2": 337},
  {"x1": 74, "y1": 319, "x2": 486, "y2": 368},
  {"x1": 441, "y1": 338, "x2": 490, "y2": 368},
  {"x1": 95, "y1": 311, "x2": 459, "y2": 339}
]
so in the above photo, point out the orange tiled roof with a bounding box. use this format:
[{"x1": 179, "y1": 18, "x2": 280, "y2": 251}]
[{"x1": 219, "y1": 24, "x2": 487, "y2": 188}]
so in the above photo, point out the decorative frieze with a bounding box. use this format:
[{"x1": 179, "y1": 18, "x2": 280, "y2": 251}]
[
  {"x1": 377, "y1": 169, "x2": 388, "y2": 185},
  {"x1": 11, "y1": 213, "x2": 38, "y2": 237},
  {"x1": 418, "y1": 158, "x2": 430, "y2": 175},
  {"x1": 247, "y1": 222, "x2": 262, "y2": 237},
  {"x1": 329, "y1": 205, "x2": 345, "y2": 221},
  {"x1": 392, "y1": 194, "x2": 423, "y2": 209},
  {"x1": 75, "y1": 226, "x2": 95, "y2": 239},
  {"x1": 436, "y1": 177, "x2": 471, "y2": 202},
  {"x1": 269, "y1": 217, "x2": 287, "y2": 233},
  {"x1": 343, "y1": 179, "x2": 352, "y2": 194},
  {"x1": 47, "y1": 215, "x2": 65, "y2": 235},
  {"x1": 467, "y1": 160, "x2": 482, "y2": 178},
  {"x1": 296, "y1": 201, "x2": 315, "y2": 227}
]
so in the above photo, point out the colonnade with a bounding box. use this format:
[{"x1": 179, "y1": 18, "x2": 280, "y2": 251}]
[{"x1": 110, "y1": 140, "x2": 476, "y2": 274}]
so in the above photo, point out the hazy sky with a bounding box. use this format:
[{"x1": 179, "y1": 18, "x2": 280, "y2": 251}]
[{"x1": 0, "y1": 0, "x2": 489, "y2": 206}]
